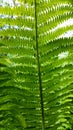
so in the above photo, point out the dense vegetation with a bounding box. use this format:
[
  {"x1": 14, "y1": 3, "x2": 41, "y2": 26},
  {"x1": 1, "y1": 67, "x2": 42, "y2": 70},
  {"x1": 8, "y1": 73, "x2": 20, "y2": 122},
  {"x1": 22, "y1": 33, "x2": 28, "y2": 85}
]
[{"x1": 0, "y1": 0, "x2": 73, "y2": 130}]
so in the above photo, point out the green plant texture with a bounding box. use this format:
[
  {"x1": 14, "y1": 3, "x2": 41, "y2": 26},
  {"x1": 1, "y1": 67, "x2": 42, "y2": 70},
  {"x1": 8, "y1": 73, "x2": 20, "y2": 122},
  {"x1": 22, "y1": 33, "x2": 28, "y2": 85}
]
[{"x1": 0, "y1": 0, "x2": 73, "y2": 130}]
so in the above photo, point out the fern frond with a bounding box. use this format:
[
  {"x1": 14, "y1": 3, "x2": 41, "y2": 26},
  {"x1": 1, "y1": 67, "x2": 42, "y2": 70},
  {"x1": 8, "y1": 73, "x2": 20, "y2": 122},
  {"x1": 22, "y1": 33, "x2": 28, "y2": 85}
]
[{"x1": 0, "y1": 0, "x2": 73, "y2": 130}]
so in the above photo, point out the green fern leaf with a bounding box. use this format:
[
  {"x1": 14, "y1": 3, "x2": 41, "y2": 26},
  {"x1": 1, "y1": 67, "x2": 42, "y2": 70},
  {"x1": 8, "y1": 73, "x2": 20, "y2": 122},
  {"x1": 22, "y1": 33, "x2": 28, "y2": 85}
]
[{"x1": 0, "y1": 0, "x2": 73, "y2": 130}]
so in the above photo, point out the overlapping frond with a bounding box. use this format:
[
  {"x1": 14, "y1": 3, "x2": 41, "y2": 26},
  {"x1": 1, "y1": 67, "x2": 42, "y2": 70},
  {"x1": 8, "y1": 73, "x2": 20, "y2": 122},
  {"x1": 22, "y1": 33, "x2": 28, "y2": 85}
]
[{"x1": 0, "y1": 0, "x2": 73, "y2": 130}]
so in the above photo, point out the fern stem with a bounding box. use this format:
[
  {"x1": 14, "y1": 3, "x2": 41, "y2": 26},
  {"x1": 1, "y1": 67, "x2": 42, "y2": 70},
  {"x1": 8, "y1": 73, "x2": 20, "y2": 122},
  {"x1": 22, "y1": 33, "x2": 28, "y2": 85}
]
[{"x1": 34, "y1": 1, "x2": 45, "y2": 130}]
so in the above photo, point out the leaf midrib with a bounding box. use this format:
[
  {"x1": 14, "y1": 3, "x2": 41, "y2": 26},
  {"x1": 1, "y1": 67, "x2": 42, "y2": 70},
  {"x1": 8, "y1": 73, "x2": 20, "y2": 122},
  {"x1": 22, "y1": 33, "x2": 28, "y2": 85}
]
[{"x1": 34, "y1": 1, "x2": 45, "y2": 130}]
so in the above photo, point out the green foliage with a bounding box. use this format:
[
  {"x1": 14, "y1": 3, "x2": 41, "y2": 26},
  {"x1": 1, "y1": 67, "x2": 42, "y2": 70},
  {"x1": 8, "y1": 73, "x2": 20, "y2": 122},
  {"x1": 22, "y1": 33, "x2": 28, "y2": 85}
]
[{"x1": 0, "y1": 0, "x2": 73, "y2": 130}]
